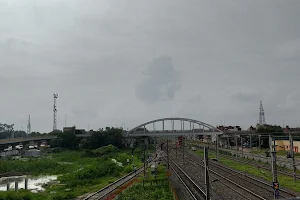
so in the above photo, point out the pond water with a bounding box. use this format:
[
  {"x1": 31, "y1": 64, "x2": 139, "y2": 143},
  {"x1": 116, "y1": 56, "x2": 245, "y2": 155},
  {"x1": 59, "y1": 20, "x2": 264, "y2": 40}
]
[{"x1": 0, "y1": 175, "x2": 58, "y2": 193}]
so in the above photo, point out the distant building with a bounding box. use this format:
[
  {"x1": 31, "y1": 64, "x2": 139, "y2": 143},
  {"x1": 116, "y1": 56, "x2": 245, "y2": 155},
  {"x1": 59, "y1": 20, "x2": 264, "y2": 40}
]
[
  {"x1": 63, "y1": 127, "x2": 86, "y2": 134},
  {"x1": 283, "y1": 126, "x2": 300, "y2": 133},
  {"x1": 275, "y1": 140, "x2": 299, "y2": 153},
  {"x1": 63, "y1": 126, "x2": 75, "y2": 133},
  {"x1": 248, "y1": 126, "x2": 256, "y2": 132},
  {"x1": 217, "y1": 126, "x2": 242, "y2": 132},
  {"x1": 75, "y1": 129, "x2": 86, "y2": 134}
]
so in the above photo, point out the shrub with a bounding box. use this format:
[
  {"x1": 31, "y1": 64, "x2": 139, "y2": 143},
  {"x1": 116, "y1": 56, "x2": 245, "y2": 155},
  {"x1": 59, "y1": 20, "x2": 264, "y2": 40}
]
[{"x1": 81, "y1": 150, "x2": 96, "y2": 158}]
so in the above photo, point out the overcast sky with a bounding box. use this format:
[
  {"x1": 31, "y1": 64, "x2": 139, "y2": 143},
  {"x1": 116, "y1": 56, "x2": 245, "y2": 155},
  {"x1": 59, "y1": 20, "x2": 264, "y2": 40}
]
[{"x1": 1, "y1": 0, "x2": 300, "y2": 132}]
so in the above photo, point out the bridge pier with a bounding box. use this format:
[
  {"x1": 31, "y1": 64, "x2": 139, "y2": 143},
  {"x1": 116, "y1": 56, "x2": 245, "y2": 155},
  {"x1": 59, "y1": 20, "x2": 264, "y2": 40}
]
[
  {"x1": 25, "y1": 178, "x2": 28, "y2": 190},
  {"x1": 15, "y1": 181, "x2": 18, "y2": 191}
]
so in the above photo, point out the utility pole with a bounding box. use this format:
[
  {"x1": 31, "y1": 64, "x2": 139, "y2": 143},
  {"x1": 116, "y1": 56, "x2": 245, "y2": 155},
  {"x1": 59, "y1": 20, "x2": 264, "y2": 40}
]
[
  {"x1": 289, "y1": 133, "x2": 296, "y2": 182},
  {"x1": 270, "y1": 136, "x2": 279, "y2": 199},
  {"x1": 175, "y1": 137, "x2": 178, "y2": 159},
  {"x1": 182, "y1": 136, "x2": 185, "y2": 164},
  {"x1": 144, "y1": 138, "x2": 147, "y2": 177},
  {"x1": 204, "y1": 147, "x2": 210, "y2": 200},
  {"x1": 258, "y1": 135, "x2": 261, "y2": 150},
  {"x1": 241, "y1": 137, "x2": 243, "y2": 158},
  {"x1": 250, "y1": 132, "x2": 252, "y2": 149},
  {"x1": 216, "y1": 134, "x2": 219, "y2": 161},
  {"x1": 227, "y1": 135, "x2": 230, "y2": 149},
  {"x1": 65, "y1": 114, "x2": 67, "y2": 127},
  {"x1": 167, "y1": 138, "x2": 169, "y2": 169},
  {"x1": 235, "y1": 134, "x2": 238, "y2": 160}
]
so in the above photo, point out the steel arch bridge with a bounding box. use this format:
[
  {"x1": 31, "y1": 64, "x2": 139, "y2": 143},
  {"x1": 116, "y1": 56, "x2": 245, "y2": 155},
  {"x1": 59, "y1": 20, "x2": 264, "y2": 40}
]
[{"x1": 124, "y1": 117, "x2": 223, "y2": 137}]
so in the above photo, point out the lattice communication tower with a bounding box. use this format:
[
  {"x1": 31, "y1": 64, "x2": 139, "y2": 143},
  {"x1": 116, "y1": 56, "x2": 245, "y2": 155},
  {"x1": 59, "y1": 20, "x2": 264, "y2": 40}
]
[
  {"x1": 259, "y1": 100, "x2": 266, "y2": 125},
  {"x1": 53, "y1": 93, "x2": 59, "y2": 131}
]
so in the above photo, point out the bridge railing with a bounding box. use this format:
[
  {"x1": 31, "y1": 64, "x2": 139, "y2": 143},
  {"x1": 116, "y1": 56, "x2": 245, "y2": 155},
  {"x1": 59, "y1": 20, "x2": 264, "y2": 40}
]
[{"x1": 0, "y1": 135, "x2": 57, "y2": 144}]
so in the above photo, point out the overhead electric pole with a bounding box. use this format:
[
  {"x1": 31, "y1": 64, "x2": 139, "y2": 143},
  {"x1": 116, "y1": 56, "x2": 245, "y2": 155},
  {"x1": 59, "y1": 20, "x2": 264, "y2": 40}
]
[
  {"x1": 289, "y1": 133, "x2": 296, "y2": 182},
  {"x1": 270, "y1": 136, "x2": 279, "y2": 199},
  {"x1": 204, "y1": 147, "x2": 210, "y2": 200}
]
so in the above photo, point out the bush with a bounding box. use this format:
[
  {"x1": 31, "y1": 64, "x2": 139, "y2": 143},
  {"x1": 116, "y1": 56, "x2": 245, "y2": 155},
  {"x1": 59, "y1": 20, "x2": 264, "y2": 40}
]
[
  {"x1": 59, "y1": 159, "x2": 123, "y2": 187},
  {"x1": 0, "y1": 190, "x2": 33, "y2": 200},
  {"x1": 93, "y1": 145, "x2": 120, "y2": 157},
  {"x1": 81, "y1": 150, "x2": 96, "y2": 158}
]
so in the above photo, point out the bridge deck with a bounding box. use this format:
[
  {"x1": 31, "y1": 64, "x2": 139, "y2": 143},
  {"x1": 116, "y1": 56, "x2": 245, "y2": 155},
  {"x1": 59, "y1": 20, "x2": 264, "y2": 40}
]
[{"x1": 125, "y1": 131, "x2": 222, "y2": 137}]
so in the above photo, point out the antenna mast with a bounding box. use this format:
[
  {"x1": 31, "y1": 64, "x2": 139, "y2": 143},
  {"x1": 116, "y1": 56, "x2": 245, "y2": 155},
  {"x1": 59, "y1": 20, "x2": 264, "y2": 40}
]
[
  {"x1": 259, "y1": 100, "x2": 266, "y2": 125},
  {"x1": 53, "y1": 93, "x2": 59, "y2": 131},
  {"x1": 27, "y1": 114, "x2": 31, "y2": 136}
]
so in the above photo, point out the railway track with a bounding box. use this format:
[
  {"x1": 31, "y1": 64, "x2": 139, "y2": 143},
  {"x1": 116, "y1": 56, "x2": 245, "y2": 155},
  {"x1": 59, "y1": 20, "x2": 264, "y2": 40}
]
[
  {"x1": 163, "y1": 142, "x2": 299, "y2": 200},
  {"x1": 183, "y1": 149, "x2": 298, "y2": 199},
  {"x1": 166, "y1": 148, "x2": 271, "y2": 199},
  {"x1": 184, "y1": 157, "x2": 267, "y2": 200},
  {"x1": 82, "y1": 167, "x2": 143, "y2": 200},
  {"x1": 164, "y1": 155, "x2": 206, "y2": 200},
  {"x1": 191, "y1": 144, "x2": 300, "y2": 180}
]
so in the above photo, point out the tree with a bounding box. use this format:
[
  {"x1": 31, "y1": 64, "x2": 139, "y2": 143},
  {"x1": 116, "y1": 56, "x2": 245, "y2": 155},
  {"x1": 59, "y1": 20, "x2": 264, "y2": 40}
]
[
  {"x1": 58, "y1": 131, "x2": 78, "y2": 150},
  {"x1": 85, "y1": 127, "x2": 124, "y2": 149},
  {"x1": 0, "y1": 123, "x2": 14, "y2": 139},
  {"x1": 49, "y1": 131, "x2": 78, "y2": 150},
  {"x1": 49, "y1": 130, "x2": 63, "y2": 135},
  {"x1": 257, "y1": 125, "x2": 283, "y2": 133}
]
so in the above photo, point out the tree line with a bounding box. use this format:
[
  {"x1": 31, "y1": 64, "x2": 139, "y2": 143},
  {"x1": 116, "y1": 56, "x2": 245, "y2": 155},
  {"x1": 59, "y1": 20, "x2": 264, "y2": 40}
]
[{"x1": 49, "y1": 127, "x2": 124, "y2": 150}]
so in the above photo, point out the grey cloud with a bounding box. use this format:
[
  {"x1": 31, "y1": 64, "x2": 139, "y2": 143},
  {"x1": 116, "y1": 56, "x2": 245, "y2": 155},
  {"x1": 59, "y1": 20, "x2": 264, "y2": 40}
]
[
  {"x1": 135, "y1": 56, "x2": 181, "y2": 104},
  {"x1": 1, "y1": 1, "x2": 300, "y2": 132},
  {"x1": 71, "y1": 106, "x2": 98, "y2": 119},
  {"x1": 231, "y1": 91, "x2": 261, "y2": 103}
]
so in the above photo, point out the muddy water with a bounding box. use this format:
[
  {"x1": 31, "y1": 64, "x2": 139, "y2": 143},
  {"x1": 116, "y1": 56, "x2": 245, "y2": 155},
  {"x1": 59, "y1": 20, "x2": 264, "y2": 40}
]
[{"x1": 0, "y1": 175, "x2": 57, "y2": 193}]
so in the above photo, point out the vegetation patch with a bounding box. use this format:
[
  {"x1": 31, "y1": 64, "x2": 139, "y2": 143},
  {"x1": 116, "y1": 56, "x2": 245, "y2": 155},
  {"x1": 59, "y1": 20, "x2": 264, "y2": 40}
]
[
  {"x1": 116, "y1": 164, "x2": 174, "y2": 200},
  {"x1": 116, "y1": 183, "x2": 174, "y2": 200},
  {"x1": 0, "y1": 147, "x2": 144, "y2": 199}
]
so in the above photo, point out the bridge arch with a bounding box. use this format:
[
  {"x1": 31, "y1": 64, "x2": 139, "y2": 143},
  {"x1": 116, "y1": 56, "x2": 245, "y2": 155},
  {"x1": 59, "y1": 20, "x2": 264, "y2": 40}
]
[{"x1": 126, "y1": 117, "x2": 223, "y2": 137}]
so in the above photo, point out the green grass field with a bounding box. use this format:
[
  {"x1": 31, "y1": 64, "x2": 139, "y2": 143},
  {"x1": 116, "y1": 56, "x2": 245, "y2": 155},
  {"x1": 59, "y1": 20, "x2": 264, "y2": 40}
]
[{"x1": 0, "y1": 146, "x2": 144, "y2": 200}]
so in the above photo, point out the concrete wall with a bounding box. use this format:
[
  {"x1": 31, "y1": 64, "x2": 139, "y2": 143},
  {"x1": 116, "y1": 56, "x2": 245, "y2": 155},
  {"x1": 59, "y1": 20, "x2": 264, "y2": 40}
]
[
  {"x1": 275, "y1": 140, "x2": 300, "y2": 153},
  {"x1": 0, "y1": 150, "x2": 19, "y2": 157}
]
